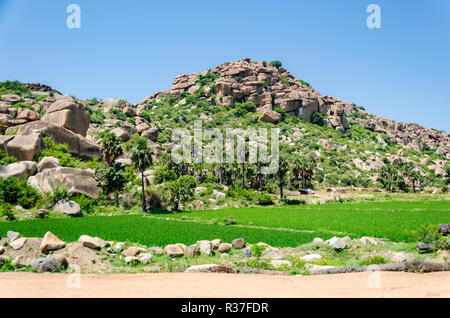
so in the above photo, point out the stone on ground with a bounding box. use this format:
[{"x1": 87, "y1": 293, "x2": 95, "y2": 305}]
[
  {"x1": 122, "y1": 246, "x2": 141, "y2": 257},
  {"x1": 31, "y1": 257, "x2": 60, "y2": 273},
  {"x1": 10, "y1": 238, "x2": 27, "y2": 250},
  {"x1": 78, "y1": 235, "x2": 108, "y2": 250},
  {"x1": 232, "y1": 238, "x2": 245, "y2": 249},
  {"x1": 164, "y1": 244, "x2": 185, "y2": 257},
  {"x1": 218, "y1": 243, "x2": 232, "y2": 253},
  {"x1": 185, "y1": 264, "x2": 219, "y2": 273},
  {"x1": 53, "y1": 199, "x2": 82, "y2": 217},
  {"x1": 7, "y1": 231, "x2": 20, "y2": 243},
  {"x1": 197, "y1": 240, "x2": 212, "y2": 255},
  {"x1": 40, "y1": 231, "x2": 65, "y2": 253}
]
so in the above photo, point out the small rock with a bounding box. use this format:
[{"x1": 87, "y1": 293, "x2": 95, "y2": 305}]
[
  {"x1": 37, "y1": 156, "x2": 60, "y2": 173},
  {"x1": 7, "y1": 231, "x2": 20, "y2": 243},
  {"x1": 35, "y1": 209, "x2": 48, "y2": 219},
  {"x1": 185, "y1": 244, "x2": 200, "y2": 257},
  {"x1": 221, "y1": 253, "x2": 229, "y2": 258},
  {"x1": 31, "y1": 257, "x2": 60, "y2": 273},
  {"x1": 211, "y1": 239, "x2": 222, "y2": 250},
  {"x1": 270, "y1": 260, "x2": 291, "y2": 268},
  {"x1": 40, "y1": 231, "x2": 65, "y2": 253},
  {"x1": 306, "y1": 264, "x2": 336, "y2": 271},
  {"x1": 122, "y1": 246, "x2": 140, "y2": 257},
  {"x1": 164, "y1": 244, "x2": 184, "y2": 257},
  {"x1": 139, "y1": 253, "x2": 153, "y2": 264},
  {"x1": 300, "y1": 254, "x2": 322, "y2": 262},
  {"x1": 232, "y1": 238, "x2": 245, "y2": 249},
  {"x1": 218, "y1": 243, "x2": 232, "y2": 253},
  {"x1": 197, "y1": 240, "x2": 212, "y2": 255},
  {"x1": 243, "y1": 248, "x2": 252, "y2": 257},
  {"x1": 53, "y1": 254, "x2": 68, "y2": 269},
  {"x1": 54, "y1": 200, "x2": 82, "y2": 217},
  {"x1": 185, "y1": 264, "x2": 219, "y2": 273},
  {"x1": 360, "y1": 237, "x2": 378, "y2": 246},
  {"x1": 78, "y1": 235, "x2": 108, "y2": 250},
  {"x1": 124, "y1": 256, "x2": 140, "y2": 264},
  {"x1": 12, "y1": 255, "x2": 32, "y2": 268},
  {"x1": 312, "y1": 238, "x2": 324, "y2": 244},
  {"x1": 112, "y1": 242, "x2": 125, "y2": 252},
  {"x1": 148, "y1": 246, "x2": 164, "y2": 255},
  {"x1": 10, "y1": 238, "x2": 27, "y2": 250},
  {"x1": 326, "y1": 237, "x2": 347, "y2": 250}
]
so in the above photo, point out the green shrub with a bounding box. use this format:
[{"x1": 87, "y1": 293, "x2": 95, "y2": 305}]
[
  {"x1": 311, "y1": 112, "x2": 325, "y2": 126},
  {"x1": 73, "y1": 194, "x2": 97, "y2": 214},
  {"x1": 223, "y1": 216, "x2": 236, "y2": 225},
  {"x1": 361, "y1": 256, "x2": 388, "y2": 266},
  {"x1": 297, "y1": 79, "x2": 311, "y2": 88},
  {"x1": 270, "y1": 61, "x2": 282, "y2": 68},
  {"x1": 256, "y1": 193, "x2": 274, "y2": 206},
  {"x1": 109, "y1": 107, "x2": 127, "y2": 121},
  {"x1": 0, "y1": 149, "x2": 18, "y2": 165},
  {"x1": 0, "y1": 203, "x2": 15, "y2": 221},
  {"x1": 413, "y1": 224, "x2": 444, "y2": 244},
  {"x1": 0, "y1": 257, "x2": 17, "y2": 271},
  {"x1": 0, "y1": 176, "x2": 41, "y2": 209}
]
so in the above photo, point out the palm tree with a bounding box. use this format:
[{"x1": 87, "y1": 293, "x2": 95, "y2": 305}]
[
  {"x1": 277, "y1": 153, "x2": 290, "y2": 200},
  {"x1": 128, "y1": 136, "x2": 153, "y2": 212}
]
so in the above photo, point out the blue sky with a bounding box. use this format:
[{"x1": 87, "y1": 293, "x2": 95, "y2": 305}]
[{"x1": 0, "y1": 0, "x2": 449, "y2": 131}]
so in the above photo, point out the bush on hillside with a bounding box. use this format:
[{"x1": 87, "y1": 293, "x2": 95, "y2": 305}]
[{"x1": 0, "y1": 176, "x2": 41, "y2": 209}]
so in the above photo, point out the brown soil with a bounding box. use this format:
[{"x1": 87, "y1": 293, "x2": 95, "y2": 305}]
[{"x1": 1, "y1": 271, "x2": 449, "y2": 298}]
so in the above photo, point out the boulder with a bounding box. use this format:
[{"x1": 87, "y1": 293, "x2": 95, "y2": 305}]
[
  {"x1": 211, "y1": 239, "x2": 222, "y2": 250},
  {"x1": 259, "y1": 110, "x2": 281, "y2": 124},
  {"x1": 164, "y1": 244, "x2": 185, "y2": 257},
  {"x1": 37, "y1": 156, "x2": 60, "y2": 172},
  {"x1": 300, "y1": 254, "x2": 322, "y2": 262},
  {"x1": 185, "y1": 244, "x2": 200, "y2": 257},
  {"x1": 124, "y1": 256, "x2": 140, "y2": 264},
  {"x1": 136, "y1": 123, "x2": 150, "y2": 134},
  {"x1": 0, "y1": 162, "x2": 27, "y2": 179},
  {"x1": 139, "y1": 253, "x2": 153, "y2": 264},
  {"x1": 40, "y1": 231, "x2": 65, "y2": 253},
  {"x1": 111, "y1": 127, "x2": 132, "y2": 142},
  {"x1": 7, "y1": 231, "x2": 20, "y2": 243},
  {"x1": 35, "y1": 208, "x2": 48, "y2": 219},
  {"x1": 218, "y1": 243, "x2": 232, "y2": 253},
  {"x1": 185, "y1": 264, "x2": 220, "y2": 273},
  {"x1": 1, "y1": 94, "x2": 20, "y2": 104},
  {"x1": 28, "y1": 167, "x2": 100, "y2": 199},
  {"x1": 318, "y1": 139, "x2": 336, "y2": 151},
  {"x1": 8, "y1": 121, "x2": 101, "y2": 159},
  {"x1": 122, "y1": 247, "x2": 141, "y2": 257},
  {"x1": 197, "y1": 240, "x2": 212, "y2": 255},
  {"x1": 141, "y1": 127, "x2": 159, "y2": 142},
  {"x1": 53, "y1": 199, "x2": 82, "y2": 217},
  {"x1": 12, "y1": 255, "x2": 33, "y2": 268},
  {"x1": 360, "y1": 237, "x2": 378, "y2": 246},
  {"x1": 17, "y1": 109, "x2": 39, "y2": 121},
  {"x1": 232, "y1": 238, "x2": 245, "y2": 249},
  {"x1": 6, "y1": 134, "x2": 44, "y2": 161},
  {"x1": 10, "y1": 238, "x2": 27, "y2": 250},
  {"x1": 78, "y1": 235, "x2": 108, "y2": 250},
  {"x1": 148, "y1": 246, "x2": 164, "y2": 255},
  {"x1": 41, "y1": 100, "x2": 90, "y2": 136},
  {"x1": 31, "y1": 257, "x2": 60, "y2": 273},
  {"x1": 21, "y1": 160, "x2": 38, "y2": 176},
  {"x1": 326, "y1": 237, "x2": 347, "y2": 250},
  {"x1": 312, "y1": 238, "x2": 324, "y2": 244}
]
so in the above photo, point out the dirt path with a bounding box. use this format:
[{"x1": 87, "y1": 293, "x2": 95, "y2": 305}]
[{"x1": 1, "y1": 272, "x2": 449, "y2": 298}]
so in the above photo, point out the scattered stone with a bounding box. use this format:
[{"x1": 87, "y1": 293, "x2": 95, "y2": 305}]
[
  {"x1": 112, "y1": 242, "x2": 125, "y2": 252},
  {"x1": 197, "y1": 240, "x2": 212, "y2": 255},
  {"x1": 218, "y1": 243, "x2": 232, "y2": 253},
  {"x1": 232, "y1": 238, "x2": 245, "y2": 249},
  {"x1": 31, "y1": 257, "x2": 60, "y2": 273},
  {"x1": 243, "y1": 248, "x2": 252, "y2": 257},
  {"x1": 221, "y1": 253, "x2": 229, "y2": 258},
  {"x1": 7, "y1": 231, "x2": 20, "y2": 243},
  {"x1": 270, "y1": 260, "x2": 292, "y2": 268},
  {"x1": 259, "y1": 110, "x2": 281, "y2": 124},
  {"x1": 300, "y1": 254, "x2": 322, "y2": 262},
  {"x1": 122, "y1": 246, "x2": 140, "y2": 257},
  {"x1": 10, "y1": 238, "x2": 27, "y2": 250},
  {"x1": 53, "y1": 254, "x2": 68, "y2": 268},
  {"x1": 37, "y1": 156, "x2": 60, "y2": 172},
  {"x1": 312, "y1": 238, "x2": 324, "y2": 244},
  {"x1": 12, "y1": 255, "x2": 33, "y2": 268},
  {"x1": 35, "y1": 209, "x2": 48, "y2": 219},
  {"x1": 0, "y1": 162, "x2": 28, "y2": 179},
  {"x1": 148, "y1": 246, "x2": 164, "y2": 255},
  {"x1": 195, "y1": 186, "x2": 208, "y2": 195},
  {"x1": 326, "y1": 237, "x2": 347, "y2": 250},
  {"x1": 211, "y1": 239, "x2": 222, "y2": 250},
  {"x1": 164, "y1": 244, "x2": 185, "y2": 257},
  {"x1": 306, "y1": 264, "x2": 336, "y2": 271},
  {"x1": 40, "y1": 231, "x2": 65, "y2": 253},
  {"x1": 78, "y1": 235, "x2": 108, "y2": 250},
  {"x1": 185, "y1": 264, "x2": 220, "y2": 273},
  {"x1": 124, "y1": 256, "x2": 140, "y2": 264},
  {"x1": 185, "y1": 244, "x2": 200, "y2": 257},
  {"x1": 139, "y1": 253, "x2": 153, "y2": 264},
  {"x1": 360, "y1": 237, "x2": 378, "y2": 246},
  {"x1": 53, "y1": 199, "x2": 82, "y2": 217}
]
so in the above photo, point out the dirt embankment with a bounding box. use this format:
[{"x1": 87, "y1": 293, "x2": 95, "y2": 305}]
[{"x1": 1, "y1": 272, "x2": 449, "y2": 298}]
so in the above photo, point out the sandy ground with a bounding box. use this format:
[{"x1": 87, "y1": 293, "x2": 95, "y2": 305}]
[{"x1": 0, "y1": 272, "x2": 449, "y2": 298}]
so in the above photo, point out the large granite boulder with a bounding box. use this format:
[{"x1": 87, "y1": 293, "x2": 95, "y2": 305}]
[
  {"x1": 0, "y1": 162, "x2": 27, "y2": 179},
  {"x1": 7, "y1": 121, "x2": 101, "y2": 159},
  {"x1": 5, "y1": 134, "x2": 44, "y2": 161},
  {"x1": 28, "y1": 166, "x2": 100, "y2": 199},
  {"x1": 41, "y1": 100, "x2": 90, "y2": 136}
]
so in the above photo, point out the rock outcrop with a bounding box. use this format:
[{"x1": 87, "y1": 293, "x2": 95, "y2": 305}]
[{"x1": 41, "y1": 100, "x2": 91, "y2": 136}]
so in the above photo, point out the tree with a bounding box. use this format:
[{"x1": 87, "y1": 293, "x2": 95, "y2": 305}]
[
  {"x1": 94, "y1": 131, "x2": 126, "y2": 205},
  {"x1": 400, "y1": 162, "x2": 422, "y2": 192},
  {"x1": 378, "y1": 164, "x2": 401, "y2": 192},
  {"x1": 292, "y1": 156, "x2": 316, "y2": 189},
  {"x1": 94, "y1": 163, "x2": 127, "y2": 205},
  {"x1": 100, "y1": 131, "x2": 123, "y2": 165},
  {"x1": 127, "y1": 136, "x2": 153, "y2": 212},
  {"x1": 270, "y1": 60, "x2": 282, "y2": 68},
  {"x1": 277, "y1": 153, "x2": 290, "y2": 200},
  {"x1": 162, "y1": 175, "x2": 197, "y2": 211}
]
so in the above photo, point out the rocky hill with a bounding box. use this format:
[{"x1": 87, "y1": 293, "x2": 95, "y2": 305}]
[{"x1": 0, "y1": 59, "x2": 449, "y2": 216}]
